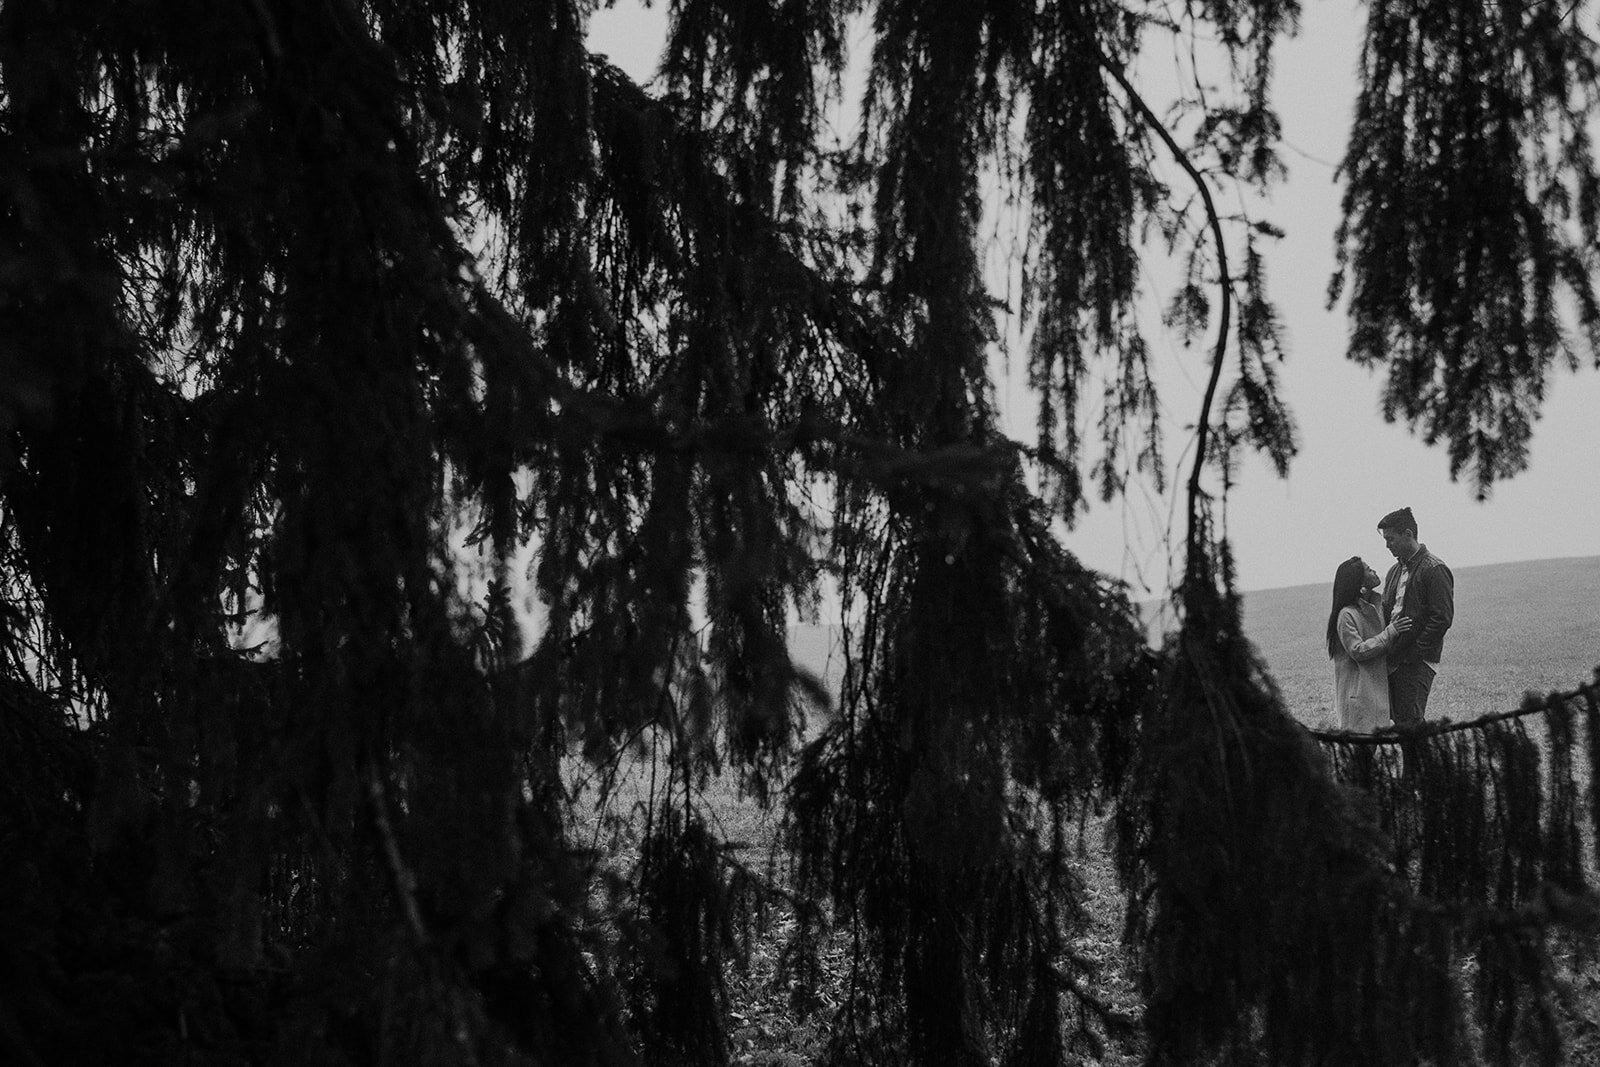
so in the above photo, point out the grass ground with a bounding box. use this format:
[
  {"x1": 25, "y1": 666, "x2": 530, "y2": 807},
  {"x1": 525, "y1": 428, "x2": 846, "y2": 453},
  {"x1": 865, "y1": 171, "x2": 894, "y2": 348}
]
[
  {"x1": 1241, "y1": 555, "x2": 1600, "y2": 728},
  {"x1": 715, "y1": 813, "x2": 1145, "y2": 1067},
  {"x1": 593, "y1": 556, "x2": 1600, "y2": 1063}
]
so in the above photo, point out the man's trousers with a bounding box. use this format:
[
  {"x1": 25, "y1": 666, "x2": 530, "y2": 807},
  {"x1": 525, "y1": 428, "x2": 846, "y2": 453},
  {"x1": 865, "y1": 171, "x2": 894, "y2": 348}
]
[{"x1": 1389, "y1": 661, "x2": 1436, "y2": 725}]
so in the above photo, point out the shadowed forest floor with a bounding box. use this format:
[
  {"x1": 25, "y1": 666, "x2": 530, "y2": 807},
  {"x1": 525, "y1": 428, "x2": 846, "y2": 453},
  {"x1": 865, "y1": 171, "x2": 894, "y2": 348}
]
[
  {"x1": 717, "y1": 814, "x2": 1146, "y2": 1066},
  {"x1": 583, "y1": 754, "x2": 1600, "y2": 1065},
  {"x1": 700, "y1": 806, "x2": 1600, "y2": 1065}
]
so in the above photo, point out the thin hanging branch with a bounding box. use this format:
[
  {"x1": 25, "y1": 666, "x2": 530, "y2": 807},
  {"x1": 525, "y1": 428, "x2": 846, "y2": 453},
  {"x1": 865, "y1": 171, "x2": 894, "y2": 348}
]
[
  {"x1": 363, "y1": 755, "x2": 431, "y2": 948},
  {"x1": 1310, "y1": 672, "x2": 1600, "y2": 745},
  {"x1": 1315, "y1": 672, "x2": 1600, "y2": 938},
  {"x1": 1078, "y1": 32, "x2": 1232, "y2": 584}
]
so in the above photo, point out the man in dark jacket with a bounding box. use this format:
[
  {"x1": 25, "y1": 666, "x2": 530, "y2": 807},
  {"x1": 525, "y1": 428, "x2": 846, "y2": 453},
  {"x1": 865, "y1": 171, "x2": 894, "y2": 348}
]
[{"x1": 1378, "y1": 507, "x2": 1454, "y2": 724}]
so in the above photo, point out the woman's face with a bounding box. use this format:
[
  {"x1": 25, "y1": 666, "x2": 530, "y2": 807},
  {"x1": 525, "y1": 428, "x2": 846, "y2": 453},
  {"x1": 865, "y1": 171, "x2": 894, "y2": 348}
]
[{"x1": 1362, "y1": 563, "x2": 1381, "y2": 590}]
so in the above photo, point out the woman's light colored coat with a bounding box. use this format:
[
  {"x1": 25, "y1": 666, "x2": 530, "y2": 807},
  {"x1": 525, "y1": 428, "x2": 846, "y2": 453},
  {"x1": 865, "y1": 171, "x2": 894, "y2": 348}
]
[{"x1": 1333, "y1": 599, "x2": 1400, "y2": 731}]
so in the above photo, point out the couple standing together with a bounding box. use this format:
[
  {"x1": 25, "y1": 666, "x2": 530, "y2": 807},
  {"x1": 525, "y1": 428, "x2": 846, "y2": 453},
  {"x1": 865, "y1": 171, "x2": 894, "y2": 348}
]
[{"x1": 1326, "y1": 507, "x2": 1456, "y2": 731}]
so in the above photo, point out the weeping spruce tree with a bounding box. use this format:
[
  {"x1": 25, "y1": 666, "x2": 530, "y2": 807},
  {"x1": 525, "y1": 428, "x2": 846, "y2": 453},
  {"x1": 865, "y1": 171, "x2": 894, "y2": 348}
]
[{"x1": 3, "y1": 1, "x2": 1599, "y2": 1065}]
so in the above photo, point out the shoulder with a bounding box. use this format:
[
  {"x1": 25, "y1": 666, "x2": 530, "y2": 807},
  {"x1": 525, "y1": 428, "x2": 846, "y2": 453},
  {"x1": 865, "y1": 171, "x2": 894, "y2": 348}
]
[
  {"x1": 1338, "y1": 604, "x2": 1369, "y2": 630},
  {"x1": 1416, "y1": 548, "x2": 1452, "y2": 578}
]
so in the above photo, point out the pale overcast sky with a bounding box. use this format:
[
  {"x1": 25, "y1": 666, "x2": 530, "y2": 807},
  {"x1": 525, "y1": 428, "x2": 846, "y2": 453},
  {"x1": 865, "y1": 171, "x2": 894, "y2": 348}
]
[{"x1": 588, "y1": 1, "x2": 1600, "y2": 594}]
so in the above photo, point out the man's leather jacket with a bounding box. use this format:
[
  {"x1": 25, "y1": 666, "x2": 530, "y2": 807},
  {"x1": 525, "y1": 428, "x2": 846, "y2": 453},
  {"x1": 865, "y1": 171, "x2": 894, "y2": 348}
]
[{"x1": 1382, "y1": 545, "x2": 1454, "y2": 665}]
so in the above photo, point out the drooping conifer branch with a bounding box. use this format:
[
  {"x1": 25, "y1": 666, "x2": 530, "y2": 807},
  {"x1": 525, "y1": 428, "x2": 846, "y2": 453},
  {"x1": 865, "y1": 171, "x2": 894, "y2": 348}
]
[
  {"x1": 1070, "y1": 26, "x2": 1234, "y2": 590},
  {"x1": 1312, "y1": 672, "x2": 1600, "y2": 744},
  {"x1": 1336, "y1": 0, "x2": 1600, "y2": 494},
  {"x1": 5, "y1": 3, "x2": 1596, "y2": 1065},
  {"x1": 1311, "y1": 675, "x2": 1600, "y2": 1061},
  {"x1": 1316, "y1": 673, "x2": 1600, "y2": 910}
]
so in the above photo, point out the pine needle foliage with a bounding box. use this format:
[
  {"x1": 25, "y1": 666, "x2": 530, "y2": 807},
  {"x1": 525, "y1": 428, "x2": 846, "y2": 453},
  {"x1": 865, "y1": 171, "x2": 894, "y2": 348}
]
[
  {"x1": 788, "y1": 477, "x2": 1156, "y2": 1065},
  {"x1": 0, "y1": 0, "x2": 868, "y2": 1060},
  {"x1": 1, "y1": 1, "x2": 1598, "y2": 1066},
  {"x1": 1121, "y1": 554, "x2": 1471, "y2": 1067},
  {"x1": 778, "y1": 2, "x2": 1301, "y2": 1061},
  {"x1": 1119, "y1": 540, "x2": 1600, "y2": 1065},
  {"x1": 1316, "y1": 680, "x2": 1600, "y2": 1063},
  {"x1": 1335, "y1": 0, "x2": 1600, "y2": 495}
]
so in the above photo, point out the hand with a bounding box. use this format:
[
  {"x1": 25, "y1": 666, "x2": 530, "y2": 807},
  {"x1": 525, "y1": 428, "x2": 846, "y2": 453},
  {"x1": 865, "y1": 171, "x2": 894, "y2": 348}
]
[{"x1": 1392, "y1": 615, "x2": 1413, "y2": 635}]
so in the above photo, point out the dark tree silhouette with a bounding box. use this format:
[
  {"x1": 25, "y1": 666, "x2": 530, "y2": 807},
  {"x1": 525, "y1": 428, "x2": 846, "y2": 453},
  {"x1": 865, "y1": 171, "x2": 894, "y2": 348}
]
[
  {"x1": 1336, "y1": 0, "x2": 1600, "y2": 493},
  {"x1": 1, "y1": 2, "x2": 1596, "y2": 1065}
]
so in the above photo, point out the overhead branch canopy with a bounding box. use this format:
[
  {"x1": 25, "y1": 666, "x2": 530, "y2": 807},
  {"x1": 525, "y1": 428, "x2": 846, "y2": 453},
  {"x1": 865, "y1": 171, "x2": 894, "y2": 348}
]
[
  {"x1": 1, "y1": 2, "x2": 1597, "y2": 1065},
  {"x1": 1336, "y1": 0, "x2": 1600, "y2": 494}
]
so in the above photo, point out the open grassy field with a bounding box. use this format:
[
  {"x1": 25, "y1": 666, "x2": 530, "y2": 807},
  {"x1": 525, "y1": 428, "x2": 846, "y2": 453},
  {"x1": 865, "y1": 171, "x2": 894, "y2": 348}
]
[
  {"x1": 802, "y1": 555, "x2": 1600, "y2": 729},
  {"x1": 1238, "y1": 555, "x2": 1600, "y2": 729}
]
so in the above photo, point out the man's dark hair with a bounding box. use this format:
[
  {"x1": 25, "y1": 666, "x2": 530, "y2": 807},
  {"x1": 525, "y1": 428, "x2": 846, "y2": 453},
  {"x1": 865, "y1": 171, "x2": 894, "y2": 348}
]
[{"x1": 1377, "y1": 507, "x2": 1418, "y2": 537}]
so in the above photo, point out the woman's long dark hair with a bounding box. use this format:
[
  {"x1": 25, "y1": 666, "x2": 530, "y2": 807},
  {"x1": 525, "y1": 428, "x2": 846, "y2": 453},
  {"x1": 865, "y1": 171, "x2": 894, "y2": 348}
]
[{"x1": 1326, "y1": 557, "x2": 1368, "y2": 658}]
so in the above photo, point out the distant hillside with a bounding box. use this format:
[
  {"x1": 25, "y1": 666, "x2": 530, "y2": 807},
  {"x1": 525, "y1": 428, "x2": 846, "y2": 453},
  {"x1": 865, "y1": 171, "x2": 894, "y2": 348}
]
[
  {"x1": 1241, "y1": 555, "x2": 1600, "y2": 727},
  {"x1": 797, "y1": 556, "x2": 1600, "y2": 730}
]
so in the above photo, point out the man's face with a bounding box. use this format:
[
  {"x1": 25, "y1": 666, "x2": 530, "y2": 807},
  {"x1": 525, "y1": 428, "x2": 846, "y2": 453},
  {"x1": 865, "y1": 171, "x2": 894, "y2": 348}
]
[{"x1": 1381, "y1": 526, "x2": 1415, "y2": 561}]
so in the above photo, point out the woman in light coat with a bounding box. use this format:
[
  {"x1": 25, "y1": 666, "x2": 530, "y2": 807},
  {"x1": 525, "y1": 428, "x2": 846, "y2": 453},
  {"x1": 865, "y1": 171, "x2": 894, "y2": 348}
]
[{"x1": 1326, "y1": 556, "x2": 1412, "y2": 731}]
